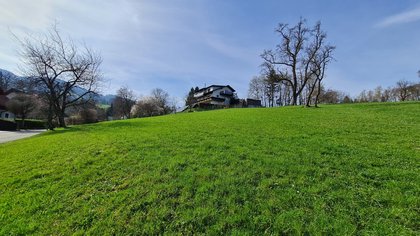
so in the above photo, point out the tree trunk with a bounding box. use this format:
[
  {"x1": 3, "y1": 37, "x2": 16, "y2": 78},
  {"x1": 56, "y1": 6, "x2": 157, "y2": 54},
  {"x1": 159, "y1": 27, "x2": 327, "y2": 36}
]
[
  {"x1": 314, "y1": 79, "x2": 322, "y2": 107},
  {"x1": 21, "y1": 115, "x2": 26, "y2": 130},
  {"x1": 58, "y1": 113, "x2": 66, "y2": 127},
  {"x1": 292, "y1": 91, "x2": 298, "y2": 106},
  {"x1": 306, "y1": 79, "x2": 318, "y2": 107},
  {"x1": 47, "y1": 103, "x2": 55, "y2": 130},
  {"x1": 56, "y1": 107, "x2": 66, "y2": 127}
]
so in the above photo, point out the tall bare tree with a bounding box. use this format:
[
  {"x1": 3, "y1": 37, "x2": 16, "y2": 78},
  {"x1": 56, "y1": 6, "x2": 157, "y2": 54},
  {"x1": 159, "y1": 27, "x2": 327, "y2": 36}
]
[
  {"x1": 308, "y1": 42, "x2": 335, "y2": 107},
  {"x1": 261, "y1": 19, "x2": 334, "y2": 106},
  {"x1": 16, "y1": 25, "x2": 103, "y2": 129}
]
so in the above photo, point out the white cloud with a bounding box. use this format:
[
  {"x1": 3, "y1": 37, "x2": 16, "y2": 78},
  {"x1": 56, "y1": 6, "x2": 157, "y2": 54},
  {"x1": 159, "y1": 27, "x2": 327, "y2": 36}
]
[
  {"x1": 376, "y1": 6, "x2": 420, "y2": 28},
  {"x1": 0, "y1": 0, "x2": 260, "y2": 97}
]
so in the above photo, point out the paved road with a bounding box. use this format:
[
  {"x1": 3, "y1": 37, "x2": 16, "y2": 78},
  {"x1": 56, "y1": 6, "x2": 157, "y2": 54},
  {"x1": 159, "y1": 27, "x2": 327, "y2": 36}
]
[{"x1": 0, "y1": 130, "x2": 46, "y2": 144}]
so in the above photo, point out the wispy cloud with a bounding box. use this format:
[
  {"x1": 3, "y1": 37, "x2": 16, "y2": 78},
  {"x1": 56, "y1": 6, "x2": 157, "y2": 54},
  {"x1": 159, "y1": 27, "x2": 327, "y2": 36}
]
[
  {"x1": 204, "y1": 33, "x2": 258, "y2": 65},
  {"x1": 376, "y1": 6, "x2": 420, "y2": 28}
]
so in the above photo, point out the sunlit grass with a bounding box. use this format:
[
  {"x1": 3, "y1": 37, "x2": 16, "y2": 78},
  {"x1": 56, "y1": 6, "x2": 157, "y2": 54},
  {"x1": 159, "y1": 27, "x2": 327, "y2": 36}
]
[{"x1": 0, "y1": 102, "x2": 419, "y2": 234}]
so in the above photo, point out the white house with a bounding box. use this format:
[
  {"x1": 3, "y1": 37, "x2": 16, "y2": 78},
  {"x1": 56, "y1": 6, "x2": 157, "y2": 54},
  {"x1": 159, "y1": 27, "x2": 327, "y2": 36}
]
[
  {"x1": 193, "y1": 85, "x2": 236, "y2": 107},
  {"x1": 0, "y1": 110, "x2": 15, "y2": 119}
]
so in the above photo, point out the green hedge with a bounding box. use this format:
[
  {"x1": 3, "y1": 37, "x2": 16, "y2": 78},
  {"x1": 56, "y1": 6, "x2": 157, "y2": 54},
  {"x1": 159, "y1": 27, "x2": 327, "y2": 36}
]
[
  {"x1": 0, "y1": 119, "x2": 17, "y2": 131},
  {"x1": 16, "y1": 119, "x2": 46, "y2": 129}
]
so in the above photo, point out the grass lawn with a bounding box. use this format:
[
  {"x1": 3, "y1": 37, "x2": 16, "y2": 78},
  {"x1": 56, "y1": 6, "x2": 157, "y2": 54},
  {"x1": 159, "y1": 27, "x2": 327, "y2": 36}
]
[{"x1": 0, "y1": 102, "x2": 419, "y2": 234}]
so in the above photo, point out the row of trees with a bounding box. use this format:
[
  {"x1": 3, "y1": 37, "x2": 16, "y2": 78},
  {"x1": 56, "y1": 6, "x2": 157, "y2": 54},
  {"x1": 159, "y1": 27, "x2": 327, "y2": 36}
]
[
  {"x1": 248, "y1": 75, "x2": 353, "y2": 106},
  {"x1": 356, "y1": 80, "x2": 419, "y2": 103},
  {"x1": 249, "y1": 76, "x2": 419, "y2": 106},
  {"x1": 111, "y1": 86, "x2": 176, "y2": 120}
]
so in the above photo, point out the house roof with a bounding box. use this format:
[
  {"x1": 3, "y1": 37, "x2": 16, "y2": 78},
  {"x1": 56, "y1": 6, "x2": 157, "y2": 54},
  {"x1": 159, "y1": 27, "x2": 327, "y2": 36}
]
[{"x1": 196, "y1": 85, "x2": 235, "y2": 93}]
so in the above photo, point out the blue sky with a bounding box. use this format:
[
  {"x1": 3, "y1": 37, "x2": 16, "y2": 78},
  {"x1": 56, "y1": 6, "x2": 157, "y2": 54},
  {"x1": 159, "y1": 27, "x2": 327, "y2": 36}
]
[{"x1": 1, "y1": 0, "x2": 420, "y2": 101}]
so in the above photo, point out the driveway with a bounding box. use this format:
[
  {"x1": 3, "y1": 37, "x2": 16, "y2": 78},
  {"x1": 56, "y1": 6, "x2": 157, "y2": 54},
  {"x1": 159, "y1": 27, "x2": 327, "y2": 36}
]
[{"x1": 0, "y1": 130, "x2": 46, "y2": 144}]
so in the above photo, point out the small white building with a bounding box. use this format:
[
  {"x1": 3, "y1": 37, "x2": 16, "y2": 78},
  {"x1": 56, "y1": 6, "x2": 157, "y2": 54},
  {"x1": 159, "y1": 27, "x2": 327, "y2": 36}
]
[
  {"x1": 193, "y1": 85, "x2": 236, "y2": 107},
  {"x1": 0, "y1": 110, "x2": 15, "y2": 120}
]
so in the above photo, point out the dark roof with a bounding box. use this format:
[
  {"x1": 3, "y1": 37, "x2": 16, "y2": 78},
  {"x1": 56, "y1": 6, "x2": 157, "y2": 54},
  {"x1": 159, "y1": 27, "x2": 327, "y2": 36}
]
[{"x1": 196, "y1": 85, "x2": 235, "y2": 93}]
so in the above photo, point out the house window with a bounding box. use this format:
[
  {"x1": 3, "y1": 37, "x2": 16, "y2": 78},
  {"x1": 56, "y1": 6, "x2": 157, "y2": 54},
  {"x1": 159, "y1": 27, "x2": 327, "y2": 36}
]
[{"x1": 5, "y1": 113, "x2": 9, "y2": 118}]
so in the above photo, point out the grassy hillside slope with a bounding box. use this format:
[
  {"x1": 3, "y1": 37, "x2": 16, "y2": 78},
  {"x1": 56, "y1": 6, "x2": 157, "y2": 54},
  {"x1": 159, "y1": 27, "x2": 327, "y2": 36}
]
[{"x1": 1, "y1": 102, "x2": 419, "y2": 234}]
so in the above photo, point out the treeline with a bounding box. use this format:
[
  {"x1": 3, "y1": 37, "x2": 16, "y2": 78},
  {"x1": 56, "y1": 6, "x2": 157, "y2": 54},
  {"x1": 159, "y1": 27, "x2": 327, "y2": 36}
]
[
  {"x1": 248, "y1": 76, "x2": 419, "y2": 106},
  {"x1": 108, "y1": 87, "x2": 176, "y2": 120},
  {"x1": 355, "y1": 80, "x2": 419, "y2": 103},
  {"x1": 248, "y1": 75, "x2": 353, "y2": 107}
]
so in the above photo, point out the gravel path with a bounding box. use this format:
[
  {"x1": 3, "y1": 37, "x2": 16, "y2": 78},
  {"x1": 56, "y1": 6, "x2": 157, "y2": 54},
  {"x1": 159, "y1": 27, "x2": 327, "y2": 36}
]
[{"x1": 0, "y1": 130, "x2": 46, "y2": 144}]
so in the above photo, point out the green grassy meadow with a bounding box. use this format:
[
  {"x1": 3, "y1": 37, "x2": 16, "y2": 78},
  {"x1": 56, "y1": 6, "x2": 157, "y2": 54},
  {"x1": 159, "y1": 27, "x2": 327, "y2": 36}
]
[{"x1": 0, "y1": 102, "x2": 419, "y2": 235}]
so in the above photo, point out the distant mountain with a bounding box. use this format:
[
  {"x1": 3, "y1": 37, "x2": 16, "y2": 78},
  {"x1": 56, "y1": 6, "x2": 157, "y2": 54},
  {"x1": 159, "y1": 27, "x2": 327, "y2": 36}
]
[
  {"x1": 0, "y1": 68, "x2": 19, "y2": 79},
  {"x1": 0, "y1": 69, "x2": 21, "y2": 89},
  {"x1": 0, "y1": 68, "x2": 115, "y2": 104}
]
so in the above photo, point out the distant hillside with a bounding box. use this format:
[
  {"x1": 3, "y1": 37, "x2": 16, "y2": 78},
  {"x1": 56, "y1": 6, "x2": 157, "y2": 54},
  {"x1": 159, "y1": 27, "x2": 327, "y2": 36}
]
[{"x1": 0, "y1": 68, "x2": 115, "y2": 103}]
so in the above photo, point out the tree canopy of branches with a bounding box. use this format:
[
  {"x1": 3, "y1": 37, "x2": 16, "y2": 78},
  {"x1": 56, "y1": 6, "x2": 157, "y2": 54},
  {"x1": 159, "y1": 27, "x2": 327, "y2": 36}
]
[
  {"x1": 356, "y1": 80, "x2": 419, "y2": 103},
  {"x1": 132, "y1": 96, "x2": 163, "y2": 118},
  {"x1": 396, "y1": 80, "x2": 410, "y2": 101},
  {"x1": 17, "y1": 25, "x2": 103, "y2": 129},
  {"x1": 113, "y1": 86, "x2": 136, "y2": 119},
  {"x1": 151, "y1": 88, "x2": 171, "y2": 114},
  {"x1": 132, "y1": 88, "x2": 174, "y2": 118},
  {"x1": 261, "y1": 18, "x2": 335, "y2": 106}
]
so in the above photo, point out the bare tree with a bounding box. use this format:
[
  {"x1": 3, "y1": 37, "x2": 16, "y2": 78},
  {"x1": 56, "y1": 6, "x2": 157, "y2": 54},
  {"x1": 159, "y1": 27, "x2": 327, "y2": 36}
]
[
  {"x1": 396, "y1": 80, "x2": 411, "y2": 101},
  {"x1": 151, "y1": 88, "x2": 172, "y2": 114},
  {"x1": 132, "y1": 96, "x2": 163, "y2": 118},
  {"x1": 306, "y1": 38, "x2": 335, "y2": 107},
  {"x1": 261, "y1": 19, "x2": 334, "y2": 106},
  {"x1": 408, "y1": 83, "x2": 420, "y2": 101},
  {"x1": 113, "y1": 86, "x2": 136, "y2": 119},
  {"x1": 6, "y1": 94, "x2": 38, "y2": 129},
  {"x1": 248, "y1": 75, "x2": 267, "y2": 106},
  {"x1": 16, "y1": 24, "x2": 103, "y2": 129}
]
